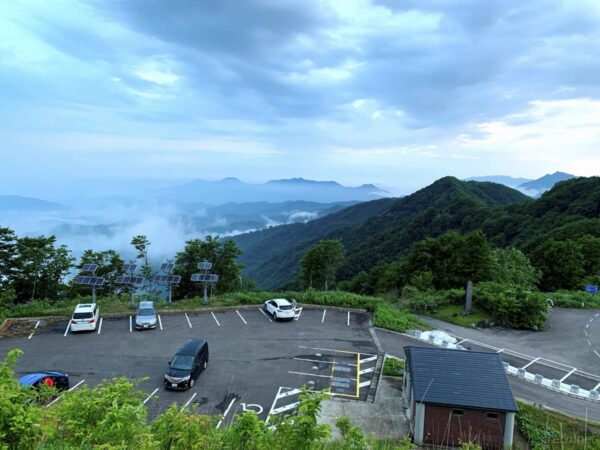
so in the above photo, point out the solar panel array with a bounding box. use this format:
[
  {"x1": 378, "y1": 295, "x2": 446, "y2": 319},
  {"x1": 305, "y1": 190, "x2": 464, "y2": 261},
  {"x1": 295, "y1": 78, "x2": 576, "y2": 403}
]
[
  {"x1": 191, "y1": 273, "x2": 219, "y2": 283},
  {"x1": 198, "y1": 261, "x2": 213, "y2": 270},
  {"x1": 81, "y1": 264, "x2": 98, "y2": 273},
  {"x1": 122, "y1": 263, "x2": 137, "y2": 272},
  {"x1": 154, "y1": 274, "x2": 182, "y2": 284},
  {"x1": 75, "y1": 276, "x2": 105, "y2": 286},
  {"x1": 115, "y1": 275, "x2": 145, "y2": 285},
  {"x1": 160, "y1": 262, "x2": 174, "y2": 272}
]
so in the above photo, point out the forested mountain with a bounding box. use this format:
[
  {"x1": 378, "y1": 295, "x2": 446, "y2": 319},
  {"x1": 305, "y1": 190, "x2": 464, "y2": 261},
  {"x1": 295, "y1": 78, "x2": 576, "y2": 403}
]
[
  {"x1": 517, "y1": 171, "x2": 576, "y2": 197},
  {"x1": 231, "y1": 177, "x2": 531, "y2": 288}
]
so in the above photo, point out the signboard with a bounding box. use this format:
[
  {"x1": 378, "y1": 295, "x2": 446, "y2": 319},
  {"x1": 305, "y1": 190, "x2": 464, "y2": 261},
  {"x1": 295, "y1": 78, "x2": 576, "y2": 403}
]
[{"x1": 585, "y1": 284, "x2": 598, "y2": 294}]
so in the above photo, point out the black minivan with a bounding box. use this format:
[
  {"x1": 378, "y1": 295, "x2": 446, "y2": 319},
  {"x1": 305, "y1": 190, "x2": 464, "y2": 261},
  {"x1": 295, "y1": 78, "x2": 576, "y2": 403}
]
[{"x1": 164, "y1": 339, "x2": 209, "y2": 390}]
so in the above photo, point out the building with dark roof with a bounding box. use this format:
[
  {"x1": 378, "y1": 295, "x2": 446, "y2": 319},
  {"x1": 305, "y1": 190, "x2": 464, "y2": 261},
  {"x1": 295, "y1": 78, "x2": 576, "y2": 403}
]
[{"x1": 403, "y1": 346, "x2": 518, "y2": 450}]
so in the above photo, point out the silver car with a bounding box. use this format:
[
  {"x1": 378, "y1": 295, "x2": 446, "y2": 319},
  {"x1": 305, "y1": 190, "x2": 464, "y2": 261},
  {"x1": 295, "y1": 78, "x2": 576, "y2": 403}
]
[{"x1": 135, "y1": 301, "x2": 157, "y2": 330}]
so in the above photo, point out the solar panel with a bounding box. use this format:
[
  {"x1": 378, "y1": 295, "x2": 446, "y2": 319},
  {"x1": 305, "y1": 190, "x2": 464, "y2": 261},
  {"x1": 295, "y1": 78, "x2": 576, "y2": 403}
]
[
  {"x1": 81, "y1": 264, "x2": 98, "y2": 273},
  {"x1": 122, "y1": 263, "x2": 137, "y2": 272},
  {"x1": 154, "y1": 274, "x2": 182, "y2": 284},
  {"x1": 75, "y1": 276, "x2": 105, "y2": 286},
  {"x1": 170, "y1": 275, "x2": 181, "y2": 284},
  {"x1": 198, "y1": 261, "x2": 212, "y2": 270},
  {"x1": 161, "y1": 262, "x2": 174, "y2": 272},
  {"x1": 191, "y1": 273, "x2": 219, "y2": 283},
  {"x1": 117, "y1": 275, "x2": 144, "y2": 285}
]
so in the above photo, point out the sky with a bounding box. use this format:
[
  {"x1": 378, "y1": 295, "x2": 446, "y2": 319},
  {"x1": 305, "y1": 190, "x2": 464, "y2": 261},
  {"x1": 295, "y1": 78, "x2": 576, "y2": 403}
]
[{"x1": 2, "y1": 0, "x2": 600, "y2": 197}]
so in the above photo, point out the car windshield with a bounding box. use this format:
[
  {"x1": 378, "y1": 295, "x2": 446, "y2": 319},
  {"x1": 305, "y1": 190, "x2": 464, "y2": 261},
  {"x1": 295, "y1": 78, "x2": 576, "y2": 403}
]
[
  {"x1": 279, "y1": 304, "x2": 293, "y2": 310},
  {"x1": 137, "y1": 308, "x2": 155, "y2": 316},
  {"x1": 73, "y1": 312, "x2": 92, "y2": 319},
  {"x1": 170, "y1": 355, "x2": 194, "y2": 370}
]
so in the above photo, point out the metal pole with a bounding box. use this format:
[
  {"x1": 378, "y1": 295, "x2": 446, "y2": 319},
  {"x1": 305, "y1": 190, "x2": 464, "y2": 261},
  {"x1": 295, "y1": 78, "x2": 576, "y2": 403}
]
[
  {"x1": 203, "y1": 284, "x2": 208, "y2": 305},
  {"x1": 92, "y1": 286, "x2": 96, "y2": 303},
  {"x1": 168, "y1": 284, "x2": 172, "y2": 305},
  {"x1": 130, "y1": 285, "x2": 135, "y2": 309}
]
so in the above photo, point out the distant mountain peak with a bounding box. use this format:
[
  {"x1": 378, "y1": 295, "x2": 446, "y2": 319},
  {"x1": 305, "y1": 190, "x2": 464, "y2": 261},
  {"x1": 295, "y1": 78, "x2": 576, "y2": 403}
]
[
  {"x1": 221, "y1": 177, "x2": 242, "y2": 183},
  {"x1": 267, "y1": 178, "x2": 341, "y2": 186}
]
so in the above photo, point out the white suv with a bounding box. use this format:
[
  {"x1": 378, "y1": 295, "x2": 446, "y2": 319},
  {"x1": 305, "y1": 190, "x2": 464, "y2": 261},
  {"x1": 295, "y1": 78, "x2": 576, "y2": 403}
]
[
  {"x1": 263, "y1": 298, "x2": 296, "y2": 321},
  {"x1": 70, "y1": 303, "x2": 99, "y2": 332}
]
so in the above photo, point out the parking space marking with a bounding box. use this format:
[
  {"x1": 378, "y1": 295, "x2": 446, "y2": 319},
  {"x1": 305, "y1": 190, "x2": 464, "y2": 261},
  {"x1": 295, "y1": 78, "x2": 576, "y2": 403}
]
[
  {"x1": 294, "y1": 308, "x2": 303, "y2": 321},
  {"x1": 595, "y1": 350, "x2": 600, "y2": 359},
  {"x1": 359, "y1": 380, "x2": 371, "y2": 388},
  {"x1": 47, "y1": 379, "x2": 86, "y2": 407},
  {"x1": 359, "y1": 367, "x2": 375, "y2": 375},
  {"x1": 271, "y1": 401, "x2": 299, "y2": 415},
  {"x1": 97, "y1": 317, "x2": 103, "y2": 335},
  {"x1": 294, "y1": 357, "x2": 335, "y2": 365},
  {"x1": 216, "y1": 398, "x2": 237, "y2": 429},
  {"x1": 289, "y1": 371, "x2": 333, "y2": 379},
  {"x1": 185, "y1": 313, "x2": 193, "y2": 328},
  {"x1": 129, "y1": 316, "x2": 132, "y2": 333},
  {"x1": 279, "y1": 388, "x2": 302, "y2": 398},
  {"x1": 522, "y1": 357, "x2": 540, "y2": 369},
  {"x1": 360, "y1": 355, "x2": 377, "y2": 364},
  {"x1": 298, "y1": 345, "x2": 377, "y2": 356},
  {"x1": 594, "y1": 381, "x2": 600, "y2": 391},
  {"x1": 258, "y1": 308, "x2": 272, "y2": 322},
  {"x1": 63, "y1": 322, "x2": 70, "y2": 337},
  {"x1": 183, "y1": 392, "x2": 197, "y2": 409},
  {"x1": 236, "y1": 310, "x2": 247, "y2": 325},
  {"x1": 266, "y1": 387, "x2": 284, "y2": 424},
  {"x1": 322, "y1": 309, "x2": 326, "y2": 323},
  {"x1": 143, "y1": 388, "x2": 159, "y2": 405},
  {"x1": 347, "y1": 311, "x2": 350, "y2": 326},
  {"x1": 560, "y1": 368, "x2": 578, "y2": 382},
  {"x1": 27, "y1": 320, "x2": 41, "y2": 340},
  {"x1": 457, "y1": 338, "x2": 469, "y2": 344},
  {"x1": 497, "y1": 348, "x2": 505, "y2": 353},
  {"x1": 158, "y1": 315, "x2": 163, "y2": 330},
  {"x1": 211, "y1": 312, "x2": 221, "y2": 327}
]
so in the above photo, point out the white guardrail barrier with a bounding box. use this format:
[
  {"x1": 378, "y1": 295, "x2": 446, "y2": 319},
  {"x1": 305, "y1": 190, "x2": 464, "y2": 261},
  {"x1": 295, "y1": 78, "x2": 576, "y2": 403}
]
[{"x1": 407, "y1": 329, "x2": 600, "y2": 403}]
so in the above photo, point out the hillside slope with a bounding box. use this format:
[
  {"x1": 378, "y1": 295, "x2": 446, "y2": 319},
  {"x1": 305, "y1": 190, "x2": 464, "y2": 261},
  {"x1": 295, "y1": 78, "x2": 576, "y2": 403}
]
[{"x1": 231, "y1": 177, "x2": 530, "y2": 288}]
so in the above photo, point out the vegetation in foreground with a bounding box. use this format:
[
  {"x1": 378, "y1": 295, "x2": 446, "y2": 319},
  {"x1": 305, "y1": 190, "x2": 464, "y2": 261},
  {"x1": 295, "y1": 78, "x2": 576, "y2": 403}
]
[
  {"x1": 517, "y1": 401, "x2": 600, "y2": 449},
  {"x1": 1, "y1": 349, "x2": 419, "y2": 450},
  {"x1": 382, "y1": 357, "x2": 404, "y2": 377}
]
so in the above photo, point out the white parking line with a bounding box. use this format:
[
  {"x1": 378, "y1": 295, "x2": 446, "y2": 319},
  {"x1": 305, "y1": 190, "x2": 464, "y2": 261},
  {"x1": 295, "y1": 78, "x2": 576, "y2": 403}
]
[
  {"x1": 28, "y1": 320, "x2": 40, "y2": 340},
  {"x1": 266, "y1": 387, "x2": 284, "y2": 424},
  {"x1": 158, "y1": 314, "x2": 163, "y2": 330},
  {"x1": 183, "y1": 392, "x2": 197, "y2": 409},
  {"x1": 236, "y1": 310, "x2": 247, "y2": 325},
  {"x1": 185, "y1": 313, "x2": 193, "y2": 328},
  {"x1": 216, "y1": 398, "x2": 237, "y2": 429},
  {"x1": 298, "y1": 345, "x2": 377, "y2": 356},
  {"x1": 497, "y1": 348, "x2": 505, "y2": 354},
  {"x1": 143, "y1": 388, "x2": 159, "y2": 405},
  {"x1": 594, "y1": 381, "x2": 600, "y2": 391},
  {"x1": 596, "y1": 313, "x2": 600, "y2": 318},
  {"x1": 258, "y1": 308, "x2": 272, "y2": 322},
  {"x1": 97, "y1": 317, "x2": 103, "y2": 335},
  {"x1": 560, "y1": 368, "x2": 578, "y2": 382},
  {"x1": 211, "y1": 312, "x2": 221, "y2": 327},
  {"x1": 289, "y1": 371, "x2": 333, "y2": 379},
  {"x1": 457, "y1": 338, "x2": 469, "y2": 345},
  {"x1": 294, "y1": 307, "x2": 303, "y2": 321},
  {"x1": 47, "y1": 379, "x2": 85, "y2": 407},
  {"x1": 28, "y1": 332, "x2": 34, "y2": 340},
  {"x1": 347, "y1": 311, "x2": 350, "y2": 326},
  {"x1": 360, "y1": 355, "x2": 378, "y2": 364},
  {"x1": 271, "y1": 402, "x2": 299, "y2": 415},
  {"x1": 278, "y1": 388, "x2": 302, "y2": 398},
  {"x1": 595, "y1": 350, "x2": 600, "y2": 359},
  {"x1": 129, "y1": 316, "x2": 132, "y2": 333},
  {"x1": 522, "y1": 357, "x2": 540, "y2": 369},
  {"x1": 63, "y1": 322, "x2": 70, "y2": 337},
  {"x1": 359, "y1": 380, "x2": 371, "y2": 388},
  {"x1": 587, "y1": 323, "x2": 590, "y2": 329},
  {"x1": 322, "y1": 309, "x2": 326, "y2": 323},
  {"x1": 294, "y1": 357, "x2": 335, "y2": 365},
  {"x1": 359, "y1": 367, "x2": 375, "y2": 375}
]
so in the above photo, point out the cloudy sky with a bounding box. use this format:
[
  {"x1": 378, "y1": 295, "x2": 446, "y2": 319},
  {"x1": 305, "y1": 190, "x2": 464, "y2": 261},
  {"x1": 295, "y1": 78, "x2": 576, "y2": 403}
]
[{"x1": 2, "y1": 0, "x2": 600, "y2": 197}]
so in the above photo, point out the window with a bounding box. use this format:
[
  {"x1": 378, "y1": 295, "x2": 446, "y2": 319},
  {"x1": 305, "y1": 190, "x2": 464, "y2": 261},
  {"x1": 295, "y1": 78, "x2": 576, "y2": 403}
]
[
  {"x1": 452, "y1": 409, "x2": 463, "y2": 416},
  {"x1": 486, "y1": 412, "x2": 499, "y2": 420}
]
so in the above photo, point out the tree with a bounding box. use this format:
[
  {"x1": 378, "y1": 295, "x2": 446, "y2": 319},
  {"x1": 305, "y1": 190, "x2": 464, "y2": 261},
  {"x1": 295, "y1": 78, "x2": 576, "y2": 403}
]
[
  {"x1": 0, "y1": 227, "x2": 18, "y2": 291},
  {"x1": 406, "y1": 230, "x2": 493, "y2": 289},
  {"x1": 531, "y1": 239, "x2": 585, "y2": 291},
  {"x1": 174, "y1": 236, "x2": 244, "y2": 299},
  {"x1": 12, "y1": 236, "x2": 73, "y2": 302},
  {"x1": 72, "y1": 249, "x2": 124, "y2": 297},
  {"x1": 131, "y1": 235, "x2": 154, "y2": 293},
  {"x1": 490, "y1": 247, "x2": 540, "y2": 288},
  {"x1": 301, "y1": 240, "x2": 346, "y2": 290}
]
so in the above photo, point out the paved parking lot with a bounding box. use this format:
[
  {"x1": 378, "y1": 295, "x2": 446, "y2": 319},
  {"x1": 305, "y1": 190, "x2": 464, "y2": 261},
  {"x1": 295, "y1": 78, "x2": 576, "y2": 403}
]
[{"x1": 0, "y1": 306, "x2": 382, "y2": 425}]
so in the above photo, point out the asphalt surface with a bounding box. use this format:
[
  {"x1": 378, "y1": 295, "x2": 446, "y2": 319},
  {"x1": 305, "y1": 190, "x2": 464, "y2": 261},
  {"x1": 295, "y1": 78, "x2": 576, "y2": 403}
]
[
  {"x1": 376, "y1": 328, "x2": 600, "y2": 421},
  {"x1": 0, "y1": 307, "x2": 381, "y2": 424}
]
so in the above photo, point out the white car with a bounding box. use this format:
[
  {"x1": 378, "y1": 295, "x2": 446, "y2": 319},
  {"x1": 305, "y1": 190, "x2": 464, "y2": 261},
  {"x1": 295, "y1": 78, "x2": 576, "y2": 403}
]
[
  {"x1": 70, "y1": 303, "x2": 100, "y2": 332},
  {"x1": 263, "y1": 298, "x2": 295, "y2": 321}
]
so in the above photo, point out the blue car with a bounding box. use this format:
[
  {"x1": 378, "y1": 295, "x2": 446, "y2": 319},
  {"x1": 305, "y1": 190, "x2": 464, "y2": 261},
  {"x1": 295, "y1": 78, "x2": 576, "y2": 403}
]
[{"x1": 19, "y1": 371, "x2": 70, "y2": 391}]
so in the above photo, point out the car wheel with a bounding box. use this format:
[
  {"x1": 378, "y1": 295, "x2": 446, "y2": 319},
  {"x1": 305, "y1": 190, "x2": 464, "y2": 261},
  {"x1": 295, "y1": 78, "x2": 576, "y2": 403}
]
[{"x1": 189, "y1": 378, "x2": 195, "y2": 388}]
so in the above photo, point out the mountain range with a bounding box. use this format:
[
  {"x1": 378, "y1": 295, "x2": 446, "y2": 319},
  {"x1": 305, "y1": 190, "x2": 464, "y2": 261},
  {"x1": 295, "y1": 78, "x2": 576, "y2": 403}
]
[
  {"x1": 230, "y1": 176, "x2": 600, "y2": 289},
  {"x1": 466, "y1": 172, "x2": 576, "y2": 197},
  {"x1": 153, "y1": 177, "x2": 388, "y2": 204}
]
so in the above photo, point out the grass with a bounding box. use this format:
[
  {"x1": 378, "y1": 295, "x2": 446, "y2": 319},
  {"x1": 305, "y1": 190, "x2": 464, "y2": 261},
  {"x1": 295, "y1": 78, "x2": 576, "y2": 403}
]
[
  {"x1": 382, "y1": 357, "x2": 404, "y2": 377},
  {"x1": 517, "y1": 401, "x2": 600, "y2": 449},
  {"x1": 427, "y1": 304, "x2": 493, "y2": 328},
  {"x1": 1, "y1": 291, "x2": 428, "y2": 334}
]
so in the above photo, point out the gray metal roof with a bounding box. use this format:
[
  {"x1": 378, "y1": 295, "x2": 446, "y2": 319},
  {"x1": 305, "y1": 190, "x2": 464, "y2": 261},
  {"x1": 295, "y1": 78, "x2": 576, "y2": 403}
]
[{"x1": 404, "y1": 346, "x2": 518, "y2": 412}]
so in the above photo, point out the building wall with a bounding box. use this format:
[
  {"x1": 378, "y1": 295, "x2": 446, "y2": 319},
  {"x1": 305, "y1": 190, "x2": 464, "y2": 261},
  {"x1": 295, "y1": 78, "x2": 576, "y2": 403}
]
[{"x1": 422, "y1": 404, "x2": 506, "y2": 450}]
